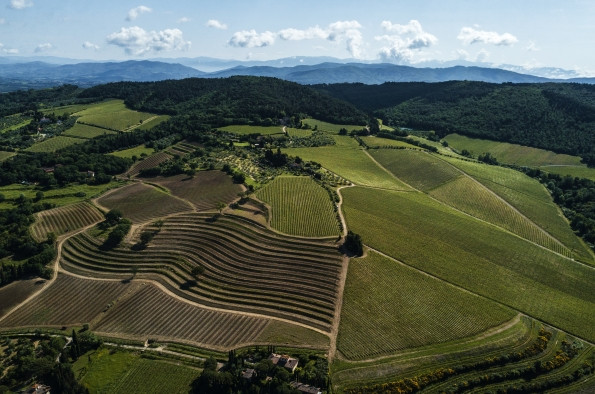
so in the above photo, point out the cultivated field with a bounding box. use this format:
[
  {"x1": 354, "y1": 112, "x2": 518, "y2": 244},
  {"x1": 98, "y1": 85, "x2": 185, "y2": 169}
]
[
  {"x1": 219, "y1": 125, "x2": 287, "y2": 135},
  {"x1": 93, "y1": 283, "x2": 270, "y2": 349},
  {"x1": 0, "y1": 151, "x2": 16, "y2": 162},
  {"x1": 62, "y1": 123, "x2": 116, "y2": 139},
  {"x1": 97, "y1": 183, "x2": 193, "y2": 224},
  {"x1": 256, "y1": 175, "x2": 340, "y2": 237},
  {"x1": 370, "y1": 149, "x2": 461, "y2": 192},
  {"x1": 301, "y1": 118, "x2": 366, "y2": 134},
  {"x1": 341, "y1": 186, "x2": 595, "y2": 342},
  {"x1": 25, "y1": 136, "x2": 85, "y2": 152},
  {"x1": 441, "y1": 156, "x2": 594, "y2": 263},
  {"x1": 59, "y1": 212, "x2": 344, "y2": 331},
  {"x1": 287, "y1": 136, "x2": 412, "y2": 190},
  {"x1": 0, "y1": 278, "x2": 46, "y2": 318},
  {"x1": 126, "y1": 151, "x2": 173, "y2": 176},
  {"x1": 444, "y1": 133, "x2": 585, "y2": 167},
  {"x1": 42, "y1": 103, "x2": 93, "y2": 117},
  {"x1": 74, "y1": 99, "x2": 156, "y2": 131},
  {"x1": 145, "y1": 171, "x2": 243, "y2": 211},
  {"x1": 30, "y1": 201, "x2": 105, "y2": 242},
  {"x1": 74, "y1": 348, "x2": 197, "y2": 394},
  {"x1": 110, "y1": 145, "x2": 155, "y2": 159},
  {"x1": 0, "y1": 274, "x2": 135, "y2": 328},
  {"x1": 135, "y1": 115, "x2": 170, "y2": 131},
  {"x1": 337, "y1": 251, "x2": 514, "y2": 360},
  {"x1": 361, "y1": 136, "x2": 418, "y2": 149}
]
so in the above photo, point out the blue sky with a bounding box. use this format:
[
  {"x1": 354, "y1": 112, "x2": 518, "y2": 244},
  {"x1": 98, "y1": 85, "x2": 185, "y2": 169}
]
[{"x1": 1, "y1": 0, "x2": 593, "y2": 75}]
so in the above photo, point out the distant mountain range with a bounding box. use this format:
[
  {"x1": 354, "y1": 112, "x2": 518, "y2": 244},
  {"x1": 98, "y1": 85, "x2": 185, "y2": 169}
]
[{"x1": 1, "y1": 57, "x2": 594, "y2": 91}]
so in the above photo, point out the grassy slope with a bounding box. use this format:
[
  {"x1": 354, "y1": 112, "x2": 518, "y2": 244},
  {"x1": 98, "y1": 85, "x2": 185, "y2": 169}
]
[
  {"x1": 301, "y1": 118, "x2": 366, "y2": 134},
  {"x1": 75, "y1": 99, "x2": 156, "y2": 131},
  {"x1": 341, "y1": 186, "x2": 595, "y2": 342},
  {"x1": 0, "y1": 151, "x2": 15, "y2": 162},
  {"x1": 286, "y1": 136, "x2": 411, "y2": 190},
  {"x1": 62, "y1": 123, "x2": 116, "y2": 139},
  {"x1": 441, "y1": 156, "x2": 594, "y2": 263},
  {"x1": 337, "y1": 250, "x2": 514, "y2": 360},
  {"x1": 256, "y1": 175, "x2": 340, "y2": 237},
  {"x1": 24, "y1": 136, "x2": 86, "y2": 152},
  {"x1": 109, "y1": 145, "x2": 155, "y2": 159}
]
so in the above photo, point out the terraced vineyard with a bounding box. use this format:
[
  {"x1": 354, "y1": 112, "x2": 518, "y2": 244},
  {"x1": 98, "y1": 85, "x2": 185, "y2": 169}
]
[
  {"x1": 337, "y1": 251, "x2": 515, "y2": 360},
  {"x1": 94, "y1": 283, "x2": 270, "y2": 349},
  {"x1": 341, "y1": 186, "x2": 595, "y2": 342},
  {"x1": 59, "y1": 212, "x2": 344, "y2": 331},
  {"x1": 0, "y1": 274, "x2": 134, "y2": 328},
  {"x1": 126, "y1": 151, "x2": 173, "y2": 177},
  {"x1": 256, "y1": 175, "x2": 340, "y2": 237},
  {"x1": 30, "y1": 201, "x2": 105, "y2": 242},
  {"x1": 0, "y1": 278, "x2": 46, "y2": 318},
  {"x1": 97, "y1": 183, "x2": 193, "y2": 223},
  {"x1": 145, "y1": 171, "x2": 243, "y2": 211}
]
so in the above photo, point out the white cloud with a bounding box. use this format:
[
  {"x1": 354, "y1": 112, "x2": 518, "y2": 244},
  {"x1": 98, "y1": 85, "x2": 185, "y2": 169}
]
[
  {"x1": 178, "y1": 16, "x2": 190, "y2": 24},
  {"x1": 107, "y1": 26, "x2": 191, "y2": 55},
  {"x1": 457, "y1": 27, "x2": 518, "y2": 46},
  {"x1": 233, "y1": 20, "x2": 364, "y2": 58},
  {"x1": 206, "y1": 19, "x2": 227, "y2": 30},
  {"x1": 34, "y1": 42, "x2": 52, "y2": 53},
  {"x1": 0, "y1": 18, "x2": 5, "y2": 24},
  {"x1": 526, "y1": 40, "x2": 540, "y2": 52},
  {"x1": 9, "y1": 0, "x2": 32, "y2": 9},
  {"x1": 476, "y1": 48, "x2": 490, "y2": 62},
  {"x1": 126, "y1": 5, "x2": 151, "y2": 21},
  {"x1": 228, "y1": 29, "x2": 275, "y2": 48},
  {"x1": 376, "y1": 20, "x2": 437, "y2": 63},
  {"x1": 0, "y1": 43, "x2": 18, "y2": 54},
  {"x1": 82, "y1": 41, "x2": 100, "y2": 50}
]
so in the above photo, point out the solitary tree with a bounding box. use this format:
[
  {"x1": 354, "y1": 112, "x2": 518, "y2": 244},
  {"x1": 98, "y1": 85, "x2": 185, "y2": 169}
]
[
  {"x1": 343, "y1": 231, "x2": 364, "y2": 257},
  {"x1": 216, "y1": 202, "x2": 226, "y2": 214}
]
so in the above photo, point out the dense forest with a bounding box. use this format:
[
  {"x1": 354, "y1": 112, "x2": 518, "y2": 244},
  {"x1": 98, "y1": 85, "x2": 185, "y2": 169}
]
[
  {"x1": 80, "y1": 76, "x2": 369, "y2": 127},
  {"x1": 316, "y1": 81, "x2": 595, "y2": 165}
]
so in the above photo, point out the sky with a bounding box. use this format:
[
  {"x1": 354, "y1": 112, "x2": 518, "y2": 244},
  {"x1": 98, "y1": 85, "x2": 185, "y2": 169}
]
[{"x1": 0, "y1": 0, "x2": 594, "y2": 75}]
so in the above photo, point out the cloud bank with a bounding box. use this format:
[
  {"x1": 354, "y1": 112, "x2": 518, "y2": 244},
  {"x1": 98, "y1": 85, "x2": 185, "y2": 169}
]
[
  {"x1": 126, "y1": 5, "x2": 152, "y2": 21},
  {"x1": 107, "y1": 26, "x2": 191, "y2": 55},
  {"x1": 229, "y1": 20, "x2": 364, "y2": 58},
  {"x1": 9, "y1": 0, "x2": 32, "y2": 9},
  {"x1": 34, "y1": 42, "x2": 52, "y2": 53},
  {"x1": 206, "y1": 19, "x2": 227, "y2": 30},
  {"x1": 458, "y1": 27, "x2": 517, "y2": 46},
  {"x1": 376, "y1": 20, "x2": 437, "y2": 63}
]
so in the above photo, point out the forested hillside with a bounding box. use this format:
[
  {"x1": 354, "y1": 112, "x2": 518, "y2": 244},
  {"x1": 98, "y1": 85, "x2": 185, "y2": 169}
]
[
  {"x1": 316, "y1": 82, "x2": 595, "y2": 165},
  {"x1": 80, "y1": 76, "x2": 368, "y2": 127}
]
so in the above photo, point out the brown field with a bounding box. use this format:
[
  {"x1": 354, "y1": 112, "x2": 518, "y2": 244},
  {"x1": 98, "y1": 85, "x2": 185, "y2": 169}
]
[
  {"x1": 145, "y1": 171, "x2": 244, "y2": 211},
  {"x1": 0, "y1": 278, "x2": 47, "y2": 318},
  {"x1": 93, "y1": 283, "x2": 271, "y2": 350},
  {"x1": 96, "y1": 183, "x2": 193, "y2": 223},
  {"x1": 126, "y1": 152, "x2": 173, "y2": 177},
  {"x1": 0, "y1": 274, "x2": 134, "y2": 328},
  {"x1": 59, "y1": 213, "x2": 343, "y2": 331},
  {"x1": 30, "y1": 202, "x2": 105, "y2": 242}
]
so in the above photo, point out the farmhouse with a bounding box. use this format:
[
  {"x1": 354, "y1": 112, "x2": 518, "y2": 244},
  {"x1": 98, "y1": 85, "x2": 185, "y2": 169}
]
[
  {"x1": 290, "y1": 382, "x2": 322, "y2": 394},
  {"x1": 241, "y1": 368, "x2": 256, "y2": 380},
  {"x1": 268, "y1": 353, "x2": 299, "y2": 372}
]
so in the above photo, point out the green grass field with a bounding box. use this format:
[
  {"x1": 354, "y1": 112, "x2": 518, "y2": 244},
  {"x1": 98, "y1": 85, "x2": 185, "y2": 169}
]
[
  {"x1": 301, "y1": 118, "x2": 366, "y2": 134},
  {"x1": 42, "y1": 103, "x2": 94, "y2": 117},
  {"x1": 74, "y1": 347, "x2": 198, "y2": 394},
  {"x1": 74, "y1": 100, "x2": 156, "y2": 131},
  {"x1": 256, "y1": 175, "x2": 340, "y2": 237},
  {"x1": 25, "y1": 136, "x2": 86, "y2": 152},
  {"x1": 0, "y1": 151, "x2": 15, "y2": 162},
  {"x1": 110, "y1": 145, "x2": 155, "y2": 159},
  {"x1": 63, "y1": 123, "x2": 116, "y2": 139},
  {"x1": 337, "y1": 250, "x2": 514, "y2": 360},
  {"x1": 441, "y1": 156, "x2": 594, "y2": 263},
  {"x1": 286, "y1": 136, "x2": 411, "y2": 190},
  {"x1": 0, "y1": 181, "x2": 123, "y2": 209},
  {"x1": 444, "y1": 133, "x2": 584, "y2": 166},
  {"x1": 135, "y1": 115, "x2": 170, "y2": 131},
  {"x1": 370, "y1": 149, "x2": 461, "y2": 191},
  {"x1": 361, "y1": 136, "x2": 419, "y2": 149},
  {"x1": 219, "y1": 125, "x2": 286, "y2": 135},
  {"x1": 540, "y1": 165, "x2": 595, "y2": 181},
  {"x1": 341, "y1": 186, "x2": 595, "y2": 342}
]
